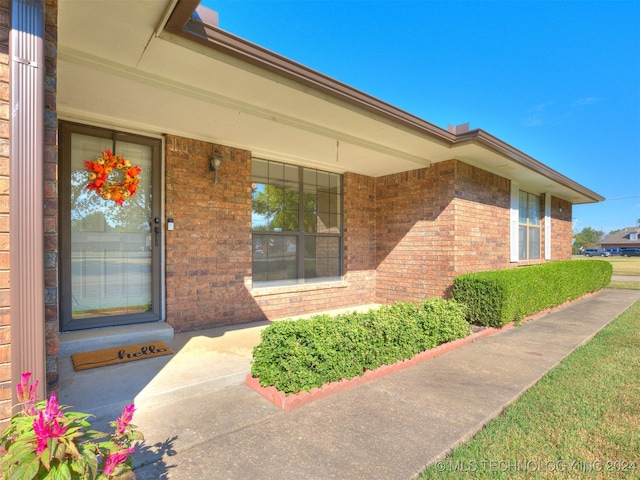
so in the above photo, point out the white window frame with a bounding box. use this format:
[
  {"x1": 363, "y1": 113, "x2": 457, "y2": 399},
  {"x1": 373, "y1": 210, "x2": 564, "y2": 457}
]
[
  {"x1": 510, "y1": 183, "x2": 547, "y2": 262},
  {"x1": 544, "y1": 193, "x2": 551, "y2": 260},
  {"x1": 510, "y1": 182, "x2": 519, "y2": 262}
]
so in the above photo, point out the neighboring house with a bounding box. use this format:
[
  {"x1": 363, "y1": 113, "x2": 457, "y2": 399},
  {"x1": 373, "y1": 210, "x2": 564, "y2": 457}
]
[
  {"x1": 1, "y1": 0, "x2": 603, "y2": 425},
  {"x1": 601, "y1": 227, "x2": 640, "y2": 250}
]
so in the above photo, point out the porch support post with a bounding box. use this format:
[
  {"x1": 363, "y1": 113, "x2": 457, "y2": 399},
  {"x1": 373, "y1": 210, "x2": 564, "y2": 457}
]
[{"x1": 10, "y1": 0, "x2": 46, "y2": 402}]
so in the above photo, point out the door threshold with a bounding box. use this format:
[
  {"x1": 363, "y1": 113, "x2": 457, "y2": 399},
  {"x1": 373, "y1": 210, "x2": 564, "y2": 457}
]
[{"x1": 59, "y1": 322, "x2": 174, "y2": 358}]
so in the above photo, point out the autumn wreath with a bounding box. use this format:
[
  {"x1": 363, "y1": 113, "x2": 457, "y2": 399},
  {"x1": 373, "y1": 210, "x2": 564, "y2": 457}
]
[{"x1": 85, "y1": 150, "x2": 142, "y2": 206}]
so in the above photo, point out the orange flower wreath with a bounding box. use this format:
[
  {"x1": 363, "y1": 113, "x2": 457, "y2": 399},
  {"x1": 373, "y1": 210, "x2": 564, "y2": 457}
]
[{"x1": 85, "y1": 150, "x2": 142, "y2": 206}]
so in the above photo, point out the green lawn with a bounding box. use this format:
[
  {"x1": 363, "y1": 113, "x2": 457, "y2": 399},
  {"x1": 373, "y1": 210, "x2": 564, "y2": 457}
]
[
  {"x1": 571, "y1": 255, "x2": 640, "y2": 290},
  {"x1": 419, "y1": 299, "x2": 640, "y2": 479},
  {"x1": 608, "y1": 280, "x2": 640, "y2": 291},
  {"x1": 606, "y1": 256, "x2": 640, "y2": 276},
  {"x1": 572, "y1": 255, "x2": 640, "y2": 276}
]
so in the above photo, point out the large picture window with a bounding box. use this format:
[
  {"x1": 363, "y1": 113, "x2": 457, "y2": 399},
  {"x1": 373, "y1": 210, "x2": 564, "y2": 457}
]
[
  {"x1": 252, "y1": 159, "x2": 343, "y2": 286},
  {"x1": 518, "y1": 191, "x2": 541, "y2": 260}
]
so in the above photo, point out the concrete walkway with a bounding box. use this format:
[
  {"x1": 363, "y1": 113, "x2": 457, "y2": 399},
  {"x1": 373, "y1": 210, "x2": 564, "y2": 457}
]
[
  {"x1": 612, "y1": 274, "x2": 640, "y2": 282},
  {"x1": 59, "y1": 289, "x2": 640, "y2": 479},
  {"x1": 115, "y1": 290, "x2": 640, "y2": 480}
]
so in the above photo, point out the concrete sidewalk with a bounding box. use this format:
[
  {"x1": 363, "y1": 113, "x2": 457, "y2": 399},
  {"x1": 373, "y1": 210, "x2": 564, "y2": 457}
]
[{"x1": 60, "y1": 289, "x2": 640, "y2": 479}]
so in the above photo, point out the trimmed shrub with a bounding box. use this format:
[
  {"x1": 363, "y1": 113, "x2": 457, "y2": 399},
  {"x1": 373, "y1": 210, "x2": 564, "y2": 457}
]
[
  {"x1": 452, "y1": 260, "x2": 612, "y2": 327},
  {"x1": 251, "y1": 298, "x2": 471, "y2": 394}
]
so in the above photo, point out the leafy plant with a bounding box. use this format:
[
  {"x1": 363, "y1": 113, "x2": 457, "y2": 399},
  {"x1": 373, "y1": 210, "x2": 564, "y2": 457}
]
[
  {"x1": 0, "y1": 373, "x2": 143, "y2": 480},
  {"x1": 452, "y1": 260, "x2": 613, "y2": 327},
  {"x1": 251, "y1": 298, "x2": 471, "y2": 394}
]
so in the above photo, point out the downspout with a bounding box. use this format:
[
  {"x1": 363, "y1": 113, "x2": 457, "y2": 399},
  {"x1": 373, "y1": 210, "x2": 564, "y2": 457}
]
[{"x1": 10, "y1": 0, "x2": 46, "y2": 402}]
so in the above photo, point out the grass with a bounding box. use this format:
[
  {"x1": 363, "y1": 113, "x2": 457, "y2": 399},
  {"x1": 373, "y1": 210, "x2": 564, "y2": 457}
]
[
  {"x1": 605, "y1": 257, "x2": 640, "y2": 289},
  {"x1": 572, "y1": 256, "x2": 640, "y2": 290},
  {"x1": 608, "y1": 280, "x2": 640, "y2": 291},
  {"x1": 419, "y1": 299, "x2": 640, "y2": 479},
  {"x1": 605, "y1": 256, "x2": 640, "y2": 276},
  {"x1": 572, "y1": 255, "x2": 640, "y2": 276}
]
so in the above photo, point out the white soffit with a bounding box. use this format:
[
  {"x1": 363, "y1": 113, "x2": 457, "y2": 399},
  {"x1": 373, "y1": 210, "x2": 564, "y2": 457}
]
[
  {"x1": 57, "y1": 0, "x2": 602, "y2": 203},
  {"x1": 451, "y1": 142, "x2": 595, "y2": 204},
  {"x1": 58, "y1": 0, "x2": 448, "y2": 176}
]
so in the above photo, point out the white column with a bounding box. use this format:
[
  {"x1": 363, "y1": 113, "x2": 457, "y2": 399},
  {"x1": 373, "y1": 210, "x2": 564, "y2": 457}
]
[{"x1": 510, "y1": 181, "x2": 519, "y2": 263}]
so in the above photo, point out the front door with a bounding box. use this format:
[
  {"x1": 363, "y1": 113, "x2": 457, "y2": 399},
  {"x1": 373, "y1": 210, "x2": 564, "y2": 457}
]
[{"x1": 59, "y1": 122, "x2": 162, "y2": 331}]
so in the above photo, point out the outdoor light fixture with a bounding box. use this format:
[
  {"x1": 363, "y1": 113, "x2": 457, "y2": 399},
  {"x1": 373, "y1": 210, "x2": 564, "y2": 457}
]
[{"x1": 209, "y1": 150, "x2": 224, "y2": 183}]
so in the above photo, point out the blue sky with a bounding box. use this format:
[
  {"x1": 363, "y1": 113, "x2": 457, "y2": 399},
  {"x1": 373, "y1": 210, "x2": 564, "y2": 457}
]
[{"x1": 204, "y1": 0, "x2": 640, "y2": 234}]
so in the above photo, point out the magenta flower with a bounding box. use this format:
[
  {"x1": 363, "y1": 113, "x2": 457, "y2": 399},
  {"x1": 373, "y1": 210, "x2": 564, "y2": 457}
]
[
  {"x1": 16, "y1": 372, "x2": 39, "y2": 415},
  {"x1": 4, "y1": 373, "x2": 143, "y2": 479},
  {"x1": 115, "y1": 404, "x2": 135, "y2": 434},
  {"x1": 16, "y1": 372, "x2": 33, "y2": 402},
  {"x1": 32, "y1": 392, "x2": 68, "y2": 454},
  {"x1": 43, "y1": 392, "x2": 62, "y2": 421},
  {"x1": 102, "y1": 447, "x2": 135, "y2": 475},
  {"x1": 33, "y1": 413, "x2": 50, "y2": 454}
]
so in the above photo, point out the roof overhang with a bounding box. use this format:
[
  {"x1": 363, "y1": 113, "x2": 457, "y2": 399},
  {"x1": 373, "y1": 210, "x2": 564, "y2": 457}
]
[{"x1": 57, "y1": 0, "x2": 603, "y2": 205}]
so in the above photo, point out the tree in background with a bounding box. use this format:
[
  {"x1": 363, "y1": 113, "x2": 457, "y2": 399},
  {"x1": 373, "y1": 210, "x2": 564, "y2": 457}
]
[{"x1": 572, "y1": 226, "x2": 604, "y2": 254}]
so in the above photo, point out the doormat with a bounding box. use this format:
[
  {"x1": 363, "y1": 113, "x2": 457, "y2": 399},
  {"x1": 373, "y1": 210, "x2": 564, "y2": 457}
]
[{"x1": 71, "y1": 341, "x2": 174, "y2": 371}]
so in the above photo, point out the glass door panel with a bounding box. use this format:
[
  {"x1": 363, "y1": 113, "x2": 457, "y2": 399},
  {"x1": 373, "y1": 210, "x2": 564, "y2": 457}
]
[
  {"x1": 70, "y1": 134, "x2": 153, "y2": 319},
  {"x1": 60, "y1": 122, "x2": 161, "y2": 331}
]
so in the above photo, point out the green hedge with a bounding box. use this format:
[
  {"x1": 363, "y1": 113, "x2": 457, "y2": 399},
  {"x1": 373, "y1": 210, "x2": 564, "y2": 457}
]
[
  {"x1": 452, "y1": 260, "x2": 612, "y2": 327},
  {"x1": 251, "y1": 298, "x2": 471, "y2": 394}
]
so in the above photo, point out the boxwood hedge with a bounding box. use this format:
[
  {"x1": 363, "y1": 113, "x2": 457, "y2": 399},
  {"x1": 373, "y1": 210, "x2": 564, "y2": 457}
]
[
  {"x1": 452, "y1": 260, "x2": 612, "y2": 327},
  {"x1": 251, "y1": 298, "x2": 471, "y2": 394}
]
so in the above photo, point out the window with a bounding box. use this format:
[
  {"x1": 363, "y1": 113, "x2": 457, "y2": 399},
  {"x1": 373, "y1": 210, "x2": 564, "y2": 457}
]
[
  {"x1": 252, "y1": 159, "x2": 343, "y2": 286},
  {"x1": 518, "y1": 191, "x2": 541, "y2": 260}
]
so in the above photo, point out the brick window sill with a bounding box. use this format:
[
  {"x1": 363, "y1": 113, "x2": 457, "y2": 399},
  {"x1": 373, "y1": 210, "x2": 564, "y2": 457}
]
[
  {"x1": 515, "y1": 259, "x2": 545, "y2": 267},
  {"x1": 251, "y1": 279, "x2": 348, "y2": 297}
]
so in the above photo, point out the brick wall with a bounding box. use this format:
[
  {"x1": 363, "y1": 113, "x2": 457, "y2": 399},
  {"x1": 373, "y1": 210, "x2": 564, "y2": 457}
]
[
  {"x1": 375, "y1": 162, "x2": 459, "y2": 303},
  {"x1": 375, "y1": 160, "x2": 519, "y2": 303},
  {"x1": 551, "y1": 196, "x2": 573, "y2": 259},
  {"x1": 164, "y1": 136, "x2": 377, "y2": 331},
  {"x1": 165, "y1": 145, "x2": 576, "y2": 330},
  {"x1": 451, "y1": 161, "x2": 511, "y2": 275},
  {"x1": 342, "y1": 172, "x2": 376, "y2": 299},
  {"x1": 164, "y1": 135, "x2": 259, "y2": 332},
  {"x1": 0, "y1": 0, "x2": 9, "y2": 428}
]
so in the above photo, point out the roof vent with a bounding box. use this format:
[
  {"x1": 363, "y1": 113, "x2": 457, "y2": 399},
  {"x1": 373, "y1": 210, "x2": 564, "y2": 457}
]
[{"x1": 448, "y1": 123, "x2": 470, "y2": 134}]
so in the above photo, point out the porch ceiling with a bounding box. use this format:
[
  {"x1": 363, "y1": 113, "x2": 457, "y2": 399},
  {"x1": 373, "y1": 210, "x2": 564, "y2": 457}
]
[{"x1": 57, "y1": 0, "x2": 602, "y2": 204}]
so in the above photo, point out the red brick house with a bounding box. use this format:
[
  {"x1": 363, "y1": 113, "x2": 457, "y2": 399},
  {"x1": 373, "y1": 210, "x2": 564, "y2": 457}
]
[{"x1": 1, "y1": 0, "x2": 603, "y2": 425}]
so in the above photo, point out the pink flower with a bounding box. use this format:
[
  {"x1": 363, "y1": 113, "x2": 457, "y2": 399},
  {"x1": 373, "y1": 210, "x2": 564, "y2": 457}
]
[
  {"x1": 32, "y1": 392, "x2": 68, "y2": 454},
  {"x1": 115, "y1": 404, "x2": 135, "y2": 434},
  {"x1": 43, "y1": 392, "x2": 62, "y2": 421},
  {"x1": 16, "y1": 372, "x2": 31, "y2": 402},
  {"x1": 102, "y1": 447, "x2": 135, "y2": 475},
  {"x1": 16, "y1": 372, "x2": 38, "y2": 415}
]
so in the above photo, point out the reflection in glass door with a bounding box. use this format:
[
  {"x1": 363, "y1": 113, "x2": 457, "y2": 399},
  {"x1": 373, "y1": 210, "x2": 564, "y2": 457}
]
[{"x1": 60, "y1": 123, "x2": 162, "y2": 331}]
